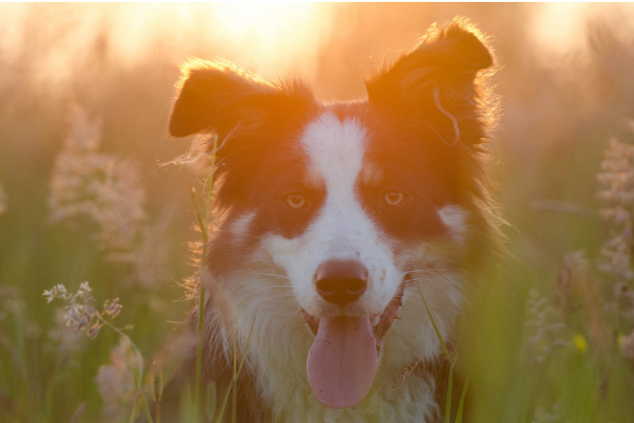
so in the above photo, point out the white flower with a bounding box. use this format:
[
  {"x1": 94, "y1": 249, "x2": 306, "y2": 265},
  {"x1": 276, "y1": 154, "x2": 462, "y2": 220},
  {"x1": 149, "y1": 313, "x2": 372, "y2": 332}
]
[
  {"x1": 48, "y1": 105, "x2": 146, "y2": 256},
  {"x1": 524, "y1": 290, "x2": 566, "y2": 364},
  {"x1": 43, "y1": 281, "x2": 124, "y2": 340},
  {"x1": 95, "y1": 337, "x2": 143, "y2": 421},
  {"x1": 597, "y1": 137, "x2": 634, "y2": 280}
]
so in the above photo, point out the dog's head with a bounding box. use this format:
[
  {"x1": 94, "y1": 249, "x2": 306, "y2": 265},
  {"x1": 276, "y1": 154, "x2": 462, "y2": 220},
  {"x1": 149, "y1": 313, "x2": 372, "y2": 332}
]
[{"x1": 170, "y1": 19, "x2": 498, "y2": 410}]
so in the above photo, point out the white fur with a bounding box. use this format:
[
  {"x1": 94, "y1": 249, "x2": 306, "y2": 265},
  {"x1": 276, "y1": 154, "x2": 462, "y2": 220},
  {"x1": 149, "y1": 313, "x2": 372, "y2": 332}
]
[
  {"x1": 229, "y1": 212, "x2": 256, "y2": 241},
  {"x1": 438, "y1": 205, "x2": 469, "y2": 243},
  {"x1": 209, "y1": 112, "x2": 471, "y2": 422},
  {"x1": 265, "y1": 112, "x2": 403, "y2": 318}
]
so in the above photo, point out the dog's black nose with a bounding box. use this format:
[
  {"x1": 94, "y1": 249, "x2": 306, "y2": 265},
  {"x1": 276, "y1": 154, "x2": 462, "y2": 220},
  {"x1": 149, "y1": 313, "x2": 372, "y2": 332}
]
[{"x1": 314, "y1": 260, "x2": 368, "y2": 306}]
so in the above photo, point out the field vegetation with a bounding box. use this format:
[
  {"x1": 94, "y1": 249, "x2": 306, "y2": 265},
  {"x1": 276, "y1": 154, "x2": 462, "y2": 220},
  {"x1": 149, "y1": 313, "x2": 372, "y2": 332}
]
[{"x1": 1, "y1": 4, "x2": 634, "y2": 422}]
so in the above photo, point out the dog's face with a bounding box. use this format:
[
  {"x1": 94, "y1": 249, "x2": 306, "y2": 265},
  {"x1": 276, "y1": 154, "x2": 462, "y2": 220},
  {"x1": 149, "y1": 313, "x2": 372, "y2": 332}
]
[{"x1": 170, "y1": 21, "x2": 495, "y2": 410}]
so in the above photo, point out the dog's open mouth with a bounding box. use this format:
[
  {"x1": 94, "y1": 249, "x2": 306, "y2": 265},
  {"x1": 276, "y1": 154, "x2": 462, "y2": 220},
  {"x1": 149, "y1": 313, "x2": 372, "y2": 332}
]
[{"x1": 301, "y1": 282, "x2": 405, "y2": 409}]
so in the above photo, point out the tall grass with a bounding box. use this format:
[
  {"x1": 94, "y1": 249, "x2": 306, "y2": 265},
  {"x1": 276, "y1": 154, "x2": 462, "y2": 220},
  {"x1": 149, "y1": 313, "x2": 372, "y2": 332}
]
[
  {"x1": 1, "y1": 4, "x2": 634, "y2": 423},
  {"x1": 187, "y1": 135, "x2": 218, "y2": 422}
]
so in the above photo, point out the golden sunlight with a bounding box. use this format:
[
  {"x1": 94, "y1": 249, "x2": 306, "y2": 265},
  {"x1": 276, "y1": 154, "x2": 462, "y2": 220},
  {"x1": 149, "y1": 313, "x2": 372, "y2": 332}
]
[{"x1": 208, "y1": 3, "x2": 332, "y2": 80}]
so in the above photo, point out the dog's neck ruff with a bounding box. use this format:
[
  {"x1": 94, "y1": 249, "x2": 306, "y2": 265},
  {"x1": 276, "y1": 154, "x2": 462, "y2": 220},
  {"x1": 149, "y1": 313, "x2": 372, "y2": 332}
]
[{"x1": 220, "y1": 273, "x2": 452, "y2": 423}]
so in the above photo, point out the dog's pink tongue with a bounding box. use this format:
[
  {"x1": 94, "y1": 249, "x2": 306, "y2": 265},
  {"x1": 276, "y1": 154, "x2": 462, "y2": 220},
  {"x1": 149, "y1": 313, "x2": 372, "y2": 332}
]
[{"x1": 307, "y1": 316, "x2": 377, "y2": 409}]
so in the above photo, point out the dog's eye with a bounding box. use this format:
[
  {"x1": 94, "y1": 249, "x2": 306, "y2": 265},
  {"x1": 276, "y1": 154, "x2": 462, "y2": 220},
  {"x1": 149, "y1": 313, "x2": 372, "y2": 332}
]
[
  {"x1": 284, "y1": 194, "x2": 306, "y2": 209},
  {"x1": 384, "y1": 191, "x2": 405, "y2": 206}
]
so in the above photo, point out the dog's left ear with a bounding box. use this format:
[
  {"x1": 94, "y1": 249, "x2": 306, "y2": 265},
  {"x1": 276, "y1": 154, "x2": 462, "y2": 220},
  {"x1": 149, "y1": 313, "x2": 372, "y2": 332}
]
[
  {"x1": 365, "y1": 18, "x2": 494, "y2": 146},
  {"x1": 168, "y1": 59, "x2": 314, "y2": 141}
]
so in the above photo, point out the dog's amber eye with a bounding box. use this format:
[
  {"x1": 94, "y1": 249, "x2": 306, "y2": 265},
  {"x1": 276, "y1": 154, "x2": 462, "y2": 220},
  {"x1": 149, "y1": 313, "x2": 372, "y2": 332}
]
[
  {"x1": 384, "y1": 191, "x2": 405, "y2": 206},
  {"x1": 284, "y1": 194, "x2": 306, "y2": 209}
]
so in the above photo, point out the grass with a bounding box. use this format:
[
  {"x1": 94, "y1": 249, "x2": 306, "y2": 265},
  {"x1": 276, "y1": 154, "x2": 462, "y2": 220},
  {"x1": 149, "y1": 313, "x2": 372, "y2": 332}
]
[
  {"x1": 2, "y1": 97, "x2": 634, "y2": 423},
  {"x1": 1, "y1": 5, "x2": 634, "y2": 422},
  {"x1": 188, "y1": 135, "x2": 218, "y2": 423},
  {"x1": 2, "y1": 105, "x2": 632, "y2": 423}
]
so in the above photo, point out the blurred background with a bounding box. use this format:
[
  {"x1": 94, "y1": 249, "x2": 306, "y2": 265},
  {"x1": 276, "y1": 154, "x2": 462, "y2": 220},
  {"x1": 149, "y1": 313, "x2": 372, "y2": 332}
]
[{"x1": 1, "y1": 3, "x2": 634, "y2": 422}]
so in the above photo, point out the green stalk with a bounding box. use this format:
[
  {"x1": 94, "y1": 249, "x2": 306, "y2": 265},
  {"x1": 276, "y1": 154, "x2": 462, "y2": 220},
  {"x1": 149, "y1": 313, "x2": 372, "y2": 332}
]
[
  {"x1": 417, "y1": 284, "x2": 452, "y2": 362},
  {"x1": 94, "y1": 314, "x2": 149, "y2": 423},
  {"x1": 215, "y1": 318, "x2": 256, "y2": 423},
  {"x1": 131, "y1": 361, "x2": 154, "y2": 423},
  {"x1": 455, "y1": 377, "x2": 470, "y2": 423},
  {"x1": 194, "y1": 136, "x2": 219, "y2": 422},
  {"x1": 417, "y1": 284, "x2": 456, "y2": 423},
  {"x1": 446, "y1": 363, "x2": 454, "y2": 423}
]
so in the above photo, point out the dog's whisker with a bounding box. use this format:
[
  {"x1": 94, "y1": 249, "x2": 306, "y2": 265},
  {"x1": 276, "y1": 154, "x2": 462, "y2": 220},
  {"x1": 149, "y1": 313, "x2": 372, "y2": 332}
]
[
  {"x1": 242, "y1": 270, "x2": 290, "y2": 279},
  {"x1": 406, "y1": 268, "x2": 459, "y2": 273},
  {"x1": 402, "y1": 277, "x2": 436, "y2": 283}
]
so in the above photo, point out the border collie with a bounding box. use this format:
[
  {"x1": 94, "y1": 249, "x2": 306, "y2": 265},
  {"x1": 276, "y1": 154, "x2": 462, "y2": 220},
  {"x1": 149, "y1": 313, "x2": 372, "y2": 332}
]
[{"x1": 167, "y1": 18, "x2": 502, "y2": 423}]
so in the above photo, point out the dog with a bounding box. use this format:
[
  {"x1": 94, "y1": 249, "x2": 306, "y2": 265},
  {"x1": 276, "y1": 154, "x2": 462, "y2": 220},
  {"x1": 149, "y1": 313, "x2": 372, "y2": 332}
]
[{"x1": 166, "y1": 17, "x2": 502, "y2": 423}]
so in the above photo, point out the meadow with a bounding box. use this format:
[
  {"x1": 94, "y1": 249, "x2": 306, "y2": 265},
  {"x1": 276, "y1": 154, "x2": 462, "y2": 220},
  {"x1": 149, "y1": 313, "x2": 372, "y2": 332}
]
[{"x1": 1, "y1": 3, "x2": 634, "y2": 422}]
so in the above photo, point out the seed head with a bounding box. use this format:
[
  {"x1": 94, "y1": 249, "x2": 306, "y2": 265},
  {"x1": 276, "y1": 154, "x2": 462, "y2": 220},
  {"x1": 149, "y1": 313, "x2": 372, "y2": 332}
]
[
  {"x1": 43, "y1": 281, "x2": 125, "y2": 340},
  {"x1": 49, "y1": 105, "x2": 146, "y2": 258},
  {"x1": 525, "y1": 289, "x2": 566, "y2": 364},
  {"x1": 597, "y1": 137, "x2": 634, "y2": 281},
  {"x1": 103, "y1": 298, "x2": 123, "y2": 319}
]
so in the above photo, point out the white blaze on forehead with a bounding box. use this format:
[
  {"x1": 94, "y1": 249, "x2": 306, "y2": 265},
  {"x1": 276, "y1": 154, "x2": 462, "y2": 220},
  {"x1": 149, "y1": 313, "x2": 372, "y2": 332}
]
[
  {"x1": 264, "y1": 110, "x2": 401, "y2": 317},
  {"x1": 300, "y1": 112, "x2": 366, "y2": 200}
]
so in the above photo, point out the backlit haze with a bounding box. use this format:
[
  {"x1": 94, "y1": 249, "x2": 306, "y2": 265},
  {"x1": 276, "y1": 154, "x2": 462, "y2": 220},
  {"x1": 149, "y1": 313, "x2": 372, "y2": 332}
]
[{"x1": 3, "y1": 3, "x2": 633, "y2": 99}]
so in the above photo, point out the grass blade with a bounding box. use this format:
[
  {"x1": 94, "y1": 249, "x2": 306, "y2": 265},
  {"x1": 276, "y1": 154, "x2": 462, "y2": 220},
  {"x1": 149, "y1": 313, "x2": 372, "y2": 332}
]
[
  {"x1": 215, "y1": 318, "x2": 255, "y2": 423},
  {"x1": 194, "y1": 135, "x2": 219, "y2": 422},
  {"x1": 417, "y1": 283, "x2": 452, "y2": 362},
  {"x1": 206, "y1": 381, "x2": 217, "y2": 422},
  {"x1": 131, "y1": 353, "x2": 153, "y2": 423},
  {"x1": 455, "y1": 377, "x2": 470, "y2": 423},
  {"x1": 215, "y1": 380, "x2": 234, "y2": 423},
  {"x1": 189, "y1": 185, "x2": 208, "y2": 244},
  {"x1": 417, "y1": 283, "x2": 456, "y2": 422},
  {"x1": 194, "y1": 273, "x2": 206, "y2": 421},
  {"x1": 445, "y1": 363, "x2": 454, "y2": 423}
]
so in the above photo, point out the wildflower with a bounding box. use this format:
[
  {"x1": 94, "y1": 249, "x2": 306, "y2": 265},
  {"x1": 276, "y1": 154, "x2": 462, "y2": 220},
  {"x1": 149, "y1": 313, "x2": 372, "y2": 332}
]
[
  {"x1": 0, "y1": 182, "x2": 7, "y2": 216},
  {"x1": 88, "y1": 322, "x2": 102, "y2": 339},
  {"x1": 524, "y1": 289, "x2": 566, "y2": 364},
  {"x1": 619, "y1": 330, "x2": 634, "y2": 359},
  {"x1": 613, "y1": 282, "x2": 634, "y2": 323},
  {"x1": 531, "y1": 400, "x2": 565, "y2": 423},
  {"x1": 103, "y1": 298, "x2": 123, "y2": 319},
  {"x1": 95, "y1": 336, "x2": 143, "y2": 421},
  {"x1": 596, "y1": 137, "x2": 634, "y2": 281},
  {"x1": 64, "y1": 302, "x2": 96, "y2": 332},
  {"x1": 77, "y1": 281, "x2": 93, "y2": 296},
  {"x1": 43, "y1": 282, "x2": 125, "y2": 339},
  {"x1": 49, "y1": 105, "x2": 146, "y2": 257},
  {"x1": 69, "y1": 403, "x2": 86, "y2": 423},
  {"x1": 0, "y1": 285, "x2": 25, "y2": 314},
  {"x1": 43, "y1": 284, "x2": 70, "y2": 303},
  {"x1": 91, "y1": 158, "x2": 146, "y2": 255},
  {"x1": 573, "y1": 334, "x2": 588, "y2": 353},
  {"x1": 48, "y1": 309, "x2": 87, "y2": 353}
]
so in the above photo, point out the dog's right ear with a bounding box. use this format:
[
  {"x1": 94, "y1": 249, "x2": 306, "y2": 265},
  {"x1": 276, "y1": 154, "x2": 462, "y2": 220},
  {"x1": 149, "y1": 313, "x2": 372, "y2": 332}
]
[
  {"x1": 169, "y1": 59, "x2": 292, "y2": 138},
  {"x1": 365, "y1": 18, "x2": 495, "y2": 148}
]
